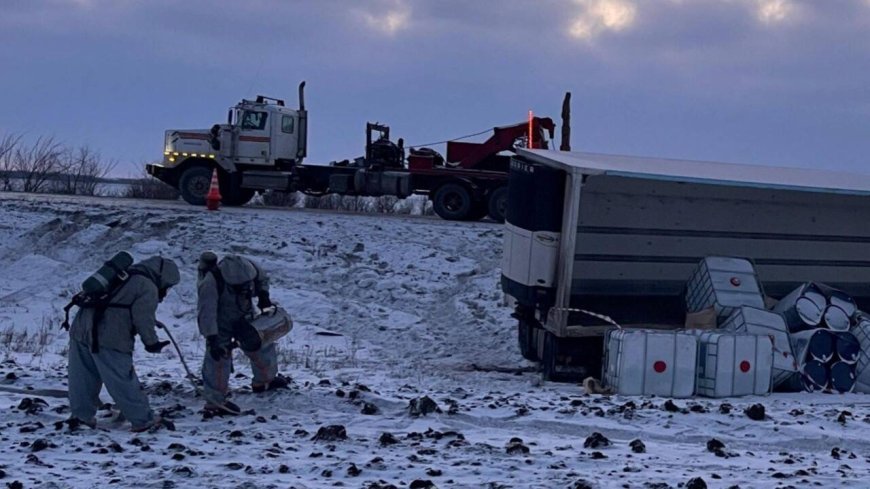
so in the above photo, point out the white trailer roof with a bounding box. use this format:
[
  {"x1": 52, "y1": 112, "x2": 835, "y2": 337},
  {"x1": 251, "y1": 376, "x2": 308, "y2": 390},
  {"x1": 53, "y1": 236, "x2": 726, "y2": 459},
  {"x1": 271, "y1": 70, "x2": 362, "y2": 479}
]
[{"x1": 518, "y1": 149, "x2": 870, "y2": 196}]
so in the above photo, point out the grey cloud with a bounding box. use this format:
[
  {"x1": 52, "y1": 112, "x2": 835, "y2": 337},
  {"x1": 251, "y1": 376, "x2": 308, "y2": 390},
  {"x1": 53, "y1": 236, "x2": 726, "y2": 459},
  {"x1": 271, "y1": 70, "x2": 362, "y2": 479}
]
[{"x1": 1, "y1": 0, "x2": 869, "y2": 172}]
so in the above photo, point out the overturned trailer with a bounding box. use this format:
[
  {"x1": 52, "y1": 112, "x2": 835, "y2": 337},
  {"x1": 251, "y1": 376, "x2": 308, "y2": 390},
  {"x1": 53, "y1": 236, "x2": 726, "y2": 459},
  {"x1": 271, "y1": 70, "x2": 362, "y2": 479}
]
[{"x1": 501, "y1": 149, "x2": 870, "y2": 381}]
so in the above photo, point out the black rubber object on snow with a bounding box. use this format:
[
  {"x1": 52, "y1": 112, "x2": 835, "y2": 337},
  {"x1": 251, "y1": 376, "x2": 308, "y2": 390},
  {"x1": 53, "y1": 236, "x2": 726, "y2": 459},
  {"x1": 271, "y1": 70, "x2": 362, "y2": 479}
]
[{"x1": 252, "y1": 374, "x2": 291, "y2": 393}]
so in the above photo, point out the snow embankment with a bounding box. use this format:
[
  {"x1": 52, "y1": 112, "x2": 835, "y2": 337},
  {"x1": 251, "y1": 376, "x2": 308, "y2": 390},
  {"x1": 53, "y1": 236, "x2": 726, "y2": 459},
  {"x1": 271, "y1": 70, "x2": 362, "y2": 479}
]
[{"x1": 0, "y1": 194, "x2": 868, "y2": 489}]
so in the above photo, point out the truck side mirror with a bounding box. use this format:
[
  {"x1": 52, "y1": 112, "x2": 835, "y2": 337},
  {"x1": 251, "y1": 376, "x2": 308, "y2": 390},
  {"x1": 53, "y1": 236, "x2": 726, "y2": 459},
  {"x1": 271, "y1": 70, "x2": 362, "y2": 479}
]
[{"x1": 227, "y1": 109, "x2": 233, "y2": 125}]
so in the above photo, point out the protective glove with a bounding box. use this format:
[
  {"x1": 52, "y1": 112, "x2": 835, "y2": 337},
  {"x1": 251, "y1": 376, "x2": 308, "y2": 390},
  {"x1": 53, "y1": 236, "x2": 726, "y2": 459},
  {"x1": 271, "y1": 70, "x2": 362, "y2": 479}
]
[
  {"x1": 206, "y1": 335, "x2": 230, "y2": 362},
  {"x1": 257, "y1": 292, "x2": 272, "y2": 310},
  {"x1": 144, "y1": 340, "x2": 170, "y2": 354}
]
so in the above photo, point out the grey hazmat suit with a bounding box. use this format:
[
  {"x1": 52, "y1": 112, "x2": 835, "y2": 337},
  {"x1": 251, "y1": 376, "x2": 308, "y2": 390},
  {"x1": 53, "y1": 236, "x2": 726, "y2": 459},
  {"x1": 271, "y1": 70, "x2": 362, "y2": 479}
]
[
  {"x1": 197, "y1": 254, "x2": 277, "y2": 405},
  {"x1": 68, "y1": 256, "x2": 180, "y2": 431}
]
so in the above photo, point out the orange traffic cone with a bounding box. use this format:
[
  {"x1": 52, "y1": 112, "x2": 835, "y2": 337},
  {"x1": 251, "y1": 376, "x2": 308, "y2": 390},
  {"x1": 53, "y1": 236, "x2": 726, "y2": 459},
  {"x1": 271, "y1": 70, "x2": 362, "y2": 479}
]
[{"x1": 205, "y1": 169, "x2": 222, "y2": 211}]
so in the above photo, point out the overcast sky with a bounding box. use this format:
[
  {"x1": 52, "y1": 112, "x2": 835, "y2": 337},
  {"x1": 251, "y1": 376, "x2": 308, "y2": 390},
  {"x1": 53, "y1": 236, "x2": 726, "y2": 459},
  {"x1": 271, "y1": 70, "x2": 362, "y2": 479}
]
[{"x1": 1, "y1": 0, "x2": 869, "y2": 176}]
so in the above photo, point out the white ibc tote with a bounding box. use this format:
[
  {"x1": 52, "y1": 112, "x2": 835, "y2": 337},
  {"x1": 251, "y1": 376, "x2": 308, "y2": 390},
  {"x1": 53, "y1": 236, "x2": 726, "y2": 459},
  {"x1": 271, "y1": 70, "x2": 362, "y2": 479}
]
[
  {"x1": 721, "y1": 306, "x2": 797, "y2": 388},
  {"x1": 685, "y1": 257, "x2": 765, "y2": 324},
  {"x1": 695, "y1": 331, "x2": 773, "y2": 397},
  {"x1": 604, "y1": 329, "x2": 698, "y2": 398},
  {"x1": 852, "y1": 318, "x2": 870, "y2": 393}
]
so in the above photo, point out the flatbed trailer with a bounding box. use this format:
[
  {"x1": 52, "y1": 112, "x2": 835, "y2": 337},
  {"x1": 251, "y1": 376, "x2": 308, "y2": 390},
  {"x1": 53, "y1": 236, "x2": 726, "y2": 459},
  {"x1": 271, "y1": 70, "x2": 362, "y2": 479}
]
[{"x1": 240, "y1": 118, "x2": 556, "y2": 222}]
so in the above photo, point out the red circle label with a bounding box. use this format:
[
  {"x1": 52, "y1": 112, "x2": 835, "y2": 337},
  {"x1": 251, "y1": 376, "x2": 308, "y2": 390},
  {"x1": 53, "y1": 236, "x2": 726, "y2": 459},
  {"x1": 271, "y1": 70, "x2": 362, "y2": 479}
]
[
  {"x1": 730, "y1": 277, "x2": 742, "y2": 286},
  {"x1": 653, "y1": 361, "x2": 667, "y2": 373},
  {"x1": 740, "y1": 361, "x2": 751, "y2": 373}
]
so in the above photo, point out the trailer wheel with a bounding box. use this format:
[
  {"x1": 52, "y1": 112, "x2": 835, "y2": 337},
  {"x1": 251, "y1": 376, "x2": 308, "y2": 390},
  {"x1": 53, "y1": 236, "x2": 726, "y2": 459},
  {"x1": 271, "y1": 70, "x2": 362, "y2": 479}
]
[
  {"x1": 432, "y1": 183, "x2": 473, "y2": 221},
  {"x1": 487, "y1": 186, "x2": 508, "y2": 223},
  {"x1": 541, "y1": 331, "x2": 567, "y2": 382},
  {"x1": 178, "y1": 166, "x2": 213, "y2": 206},
  {"x1": 518, "y1": 320, "x2": 538, "y2": 361}
]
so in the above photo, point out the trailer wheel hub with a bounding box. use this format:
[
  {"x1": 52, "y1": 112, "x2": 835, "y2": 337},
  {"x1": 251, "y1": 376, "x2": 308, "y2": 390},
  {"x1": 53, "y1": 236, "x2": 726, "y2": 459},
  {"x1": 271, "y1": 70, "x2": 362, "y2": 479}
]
[{"x1": 444, "y1": 194, "x2": 463, "y2": 211}]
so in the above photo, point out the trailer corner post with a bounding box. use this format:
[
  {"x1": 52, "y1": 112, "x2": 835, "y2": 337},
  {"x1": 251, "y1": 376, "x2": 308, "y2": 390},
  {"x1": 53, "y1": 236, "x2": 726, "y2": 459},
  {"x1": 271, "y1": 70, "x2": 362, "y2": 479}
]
[{"x1": 551, "y1": 169, "x2": 584, "y2": 337}]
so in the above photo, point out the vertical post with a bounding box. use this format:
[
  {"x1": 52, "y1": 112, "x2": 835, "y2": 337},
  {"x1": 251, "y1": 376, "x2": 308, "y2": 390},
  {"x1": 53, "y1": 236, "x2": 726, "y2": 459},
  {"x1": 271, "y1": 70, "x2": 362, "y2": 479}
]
[
  {"x1": 528, "y1": 110, "x2": 533, "y2": 149},
  {"x1": 560, "y1": 92, "x2": 572, "y2": 152},
  {"x1": 551, "y1": 170, "x2": 583, "y2": 337}
]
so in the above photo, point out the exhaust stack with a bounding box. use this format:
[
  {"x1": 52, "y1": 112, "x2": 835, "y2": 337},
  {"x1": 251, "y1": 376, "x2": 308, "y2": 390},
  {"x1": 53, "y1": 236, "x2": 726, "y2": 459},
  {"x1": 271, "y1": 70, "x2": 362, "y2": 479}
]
[{"x1": 296, "y1": 81, "x2": 308, "y2": 162}]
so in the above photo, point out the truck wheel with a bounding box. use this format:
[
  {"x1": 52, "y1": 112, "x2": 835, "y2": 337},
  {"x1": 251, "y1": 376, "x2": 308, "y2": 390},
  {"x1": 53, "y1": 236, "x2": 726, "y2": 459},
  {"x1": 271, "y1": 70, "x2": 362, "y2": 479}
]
[
  {"x1": 541, "y1": 331, "x2": 565, "y2": 382},
  {"x1": 432, "y1": 183, "x2": 473, "y2": 221},
  {"x1": 178, "y1": 166, "x2": 213, "y2": 206},
  {"x1": 518, "y1": 320, "x2": 539, "y2": 361},
  {"x1": 487, "y1": 186, "x2": 508, "y2": 223}
]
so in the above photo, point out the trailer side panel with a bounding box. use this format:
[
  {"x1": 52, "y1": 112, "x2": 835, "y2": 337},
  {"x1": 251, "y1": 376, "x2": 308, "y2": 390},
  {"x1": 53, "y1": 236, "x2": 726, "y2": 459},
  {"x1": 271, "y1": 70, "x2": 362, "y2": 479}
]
[{"x1": 570, "y1": 175, "x2": 870, "y2": 303}]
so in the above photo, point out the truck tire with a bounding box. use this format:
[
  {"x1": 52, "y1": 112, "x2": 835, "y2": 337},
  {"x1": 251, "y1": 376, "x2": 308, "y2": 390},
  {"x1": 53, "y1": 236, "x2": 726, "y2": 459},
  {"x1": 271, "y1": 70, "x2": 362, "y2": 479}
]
[
  {"x1": 518, "y1": 320, "x2": 538, "y2": 361},
  {"x1": 487, "y1": 186, "x2": 508, "y2": 223},
  {"x1": 541, "y1": 331, "x2": 567, "y2": 382},
  {"x1": 178, "y1": 166, "x2": 213, "y2": 206},
  {"x1": 432, "y1": 183, "x2": 473, "y2": 221}
]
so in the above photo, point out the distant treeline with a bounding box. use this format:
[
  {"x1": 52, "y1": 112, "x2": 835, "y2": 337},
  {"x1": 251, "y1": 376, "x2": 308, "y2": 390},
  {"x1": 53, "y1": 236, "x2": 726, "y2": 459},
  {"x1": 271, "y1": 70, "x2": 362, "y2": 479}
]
[{"x1": 0, "y1": 133, "x2": 179, "y2": 199}]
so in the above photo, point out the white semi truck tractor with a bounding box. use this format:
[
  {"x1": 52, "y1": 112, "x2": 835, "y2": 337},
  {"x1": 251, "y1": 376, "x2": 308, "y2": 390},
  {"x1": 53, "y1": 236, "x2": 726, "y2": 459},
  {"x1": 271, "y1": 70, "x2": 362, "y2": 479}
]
[{"x1": 147, "y1": 82, "x2": 308, "y2": 206}]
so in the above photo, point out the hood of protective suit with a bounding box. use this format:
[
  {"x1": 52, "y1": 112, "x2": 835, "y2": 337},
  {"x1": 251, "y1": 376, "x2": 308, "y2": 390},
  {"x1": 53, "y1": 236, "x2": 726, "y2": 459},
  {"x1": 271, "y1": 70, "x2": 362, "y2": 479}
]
[
  {"x1": 133, "y1": 256, "x2": 181, "y2": 290},
  {"x1": 218, "y1": 255, "x2": 257, "y2": 285}
]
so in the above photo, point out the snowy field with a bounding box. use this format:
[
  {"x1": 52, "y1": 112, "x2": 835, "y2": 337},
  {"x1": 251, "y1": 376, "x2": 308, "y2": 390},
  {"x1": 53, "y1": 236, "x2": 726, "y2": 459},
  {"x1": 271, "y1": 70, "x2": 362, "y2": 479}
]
[{"x1": 0, "y1": 192, "x2": 868, "y2": 489}]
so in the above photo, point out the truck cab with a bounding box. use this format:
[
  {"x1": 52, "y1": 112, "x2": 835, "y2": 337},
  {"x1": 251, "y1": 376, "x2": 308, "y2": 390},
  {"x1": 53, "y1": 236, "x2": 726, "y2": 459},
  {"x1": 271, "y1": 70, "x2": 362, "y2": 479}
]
[
  {"x1": 223, "y1": 96, "x2": 306, "y2": 167},
  {"x1": 147, "y1": 82, "x2": 308, "y2": 205}
]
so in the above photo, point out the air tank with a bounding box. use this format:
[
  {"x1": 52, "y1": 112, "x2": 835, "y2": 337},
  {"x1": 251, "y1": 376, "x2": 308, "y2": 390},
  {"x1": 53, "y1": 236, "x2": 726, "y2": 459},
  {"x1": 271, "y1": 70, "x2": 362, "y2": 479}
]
[{"x1": 81, "y1": 251, "x2": 134, "y2": 296}]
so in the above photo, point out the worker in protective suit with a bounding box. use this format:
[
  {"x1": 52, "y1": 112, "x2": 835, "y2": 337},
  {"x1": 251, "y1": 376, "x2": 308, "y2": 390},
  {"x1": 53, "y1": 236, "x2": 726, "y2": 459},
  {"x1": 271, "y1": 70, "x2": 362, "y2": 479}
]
[
  {"x1": 67, "y1": 256, "x2": 180, "y2": 432},
  {"x1": 197, "y1": 252, "x2": 289, "y2": 414}
]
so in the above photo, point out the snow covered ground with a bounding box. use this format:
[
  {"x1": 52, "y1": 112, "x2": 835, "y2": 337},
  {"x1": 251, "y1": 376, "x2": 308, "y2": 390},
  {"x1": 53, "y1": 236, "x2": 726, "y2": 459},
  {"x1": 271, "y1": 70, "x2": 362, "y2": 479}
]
[{"x1": 0, "y1": 192, "x2": 868, "y2": 489}]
